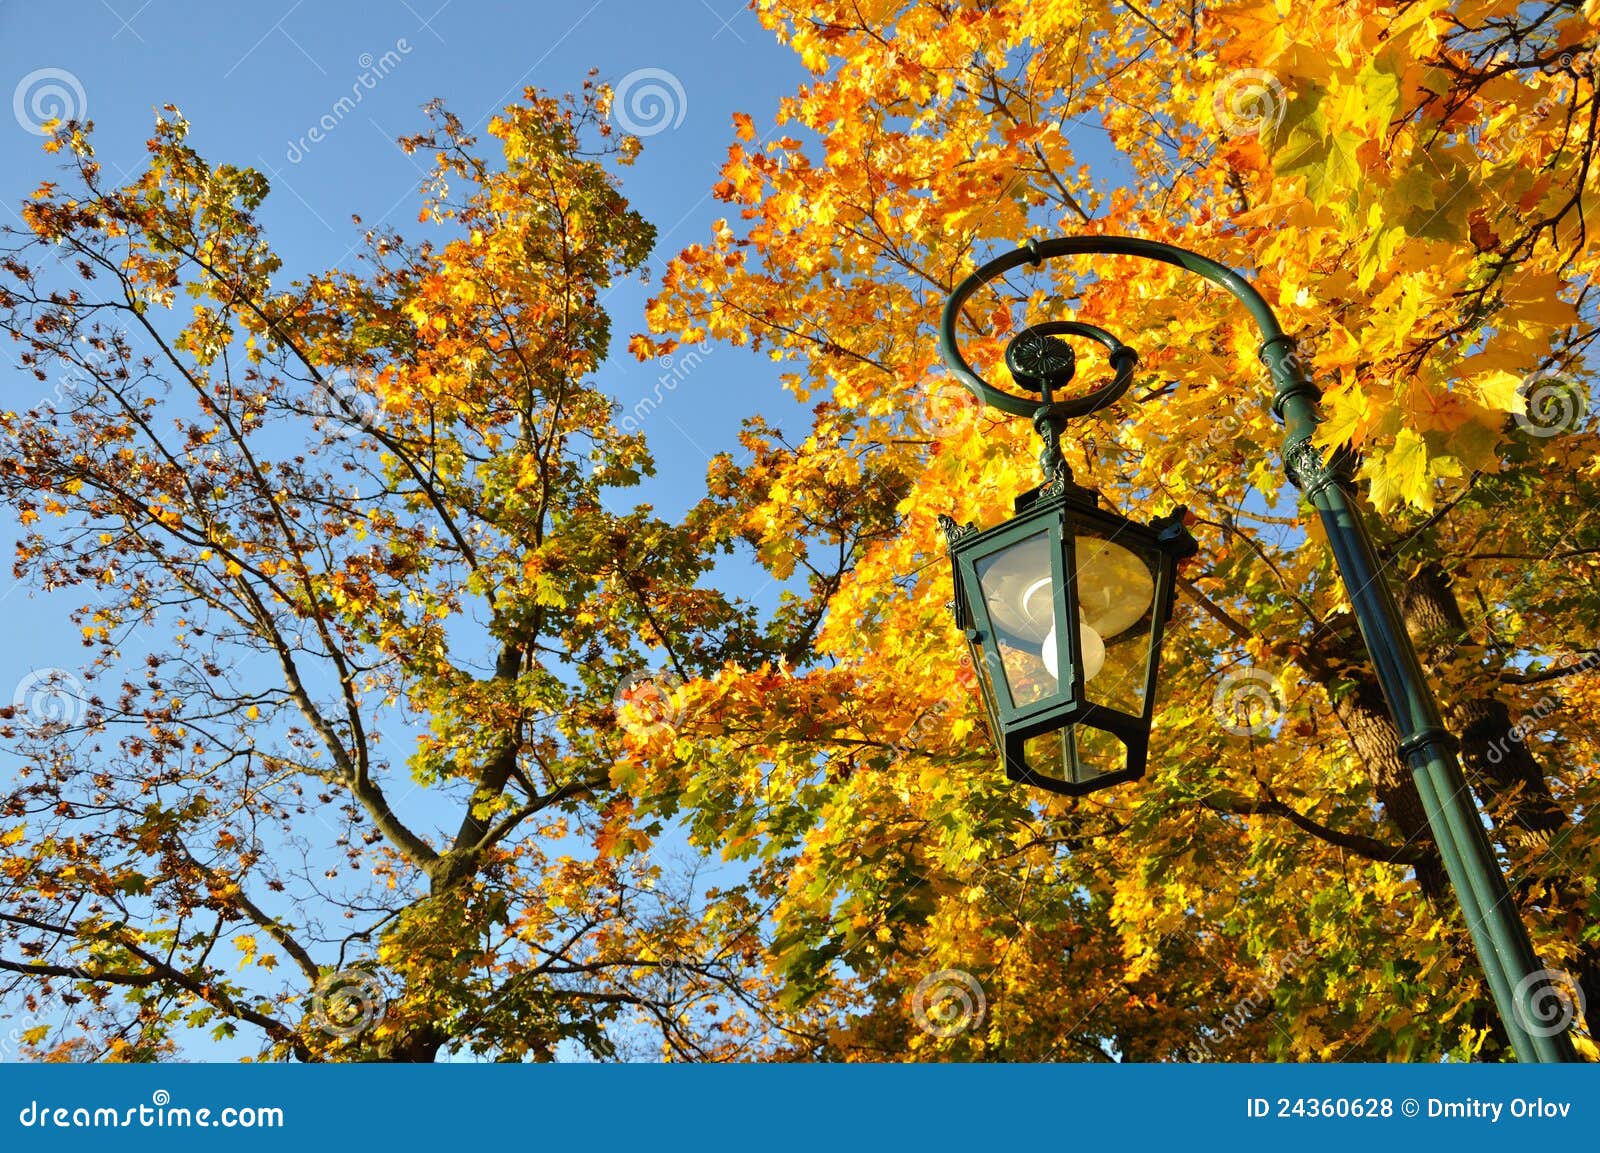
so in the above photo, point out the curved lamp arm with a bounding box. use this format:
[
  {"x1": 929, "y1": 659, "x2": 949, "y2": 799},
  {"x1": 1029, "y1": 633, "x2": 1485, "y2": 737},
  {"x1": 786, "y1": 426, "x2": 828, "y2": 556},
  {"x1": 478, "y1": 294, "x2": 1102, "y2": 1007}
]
[
  {"x1": 938, "y1": 235, "x2": 1320, "y2": 448},
  {"x1": 936, "y1": 234, "x2": 1578, "y2": 1064}
]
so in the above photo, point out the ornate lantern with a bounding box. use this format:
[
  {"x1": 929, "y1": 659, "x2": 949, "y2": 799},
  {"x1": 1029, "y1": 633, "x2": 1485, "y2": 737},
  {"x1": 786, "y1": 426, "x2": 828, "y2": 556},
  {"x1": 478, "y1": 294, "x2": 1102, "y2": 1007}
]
[
  {"x1": 941, "y1": 470, "x2": 1194, "y2": 794},
  {"x1": 937, "y1": 313, "x2": 1195, "y2": 795}
]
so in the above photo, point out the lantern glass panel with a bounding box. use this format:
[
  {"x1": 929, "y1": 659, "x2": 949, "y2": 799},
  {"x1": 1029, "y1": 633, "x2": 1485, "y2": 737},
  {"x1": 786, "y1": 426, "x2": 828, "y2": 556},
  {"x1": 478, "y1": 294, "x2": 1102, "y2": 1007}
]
[
  {"x1": 1022, "y1": 725, "x2": 1129, "y2": 785},
  {"x1": 1072, "y1": 530, "x2": 1161, "y2": 716},
  {"x1": 973, "y1": 530, "x2": 1061, "y2": 707},
  {"x1": 968, "y1": 636, "x2": 1002, "y2": 730}
]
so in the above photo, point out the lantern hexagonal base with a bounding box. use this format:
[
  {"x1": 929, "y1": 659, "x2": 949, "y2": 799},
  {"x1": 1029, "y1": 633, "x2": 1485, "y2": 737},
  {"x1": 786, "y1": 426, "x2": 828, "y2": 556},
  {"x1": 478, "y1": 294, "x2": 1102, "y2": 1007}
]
[{"x1": 995, "y1": 704, "x2": 1152, "y2": 797}]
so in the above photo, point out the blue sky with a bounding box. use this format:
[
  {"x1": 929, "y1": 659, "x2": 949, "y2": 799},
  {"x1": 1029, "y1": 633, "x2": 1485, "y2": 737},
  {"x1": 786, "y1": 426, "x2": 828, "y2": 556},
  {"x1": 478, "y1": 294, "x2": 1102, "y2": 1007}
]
[{"x1": 0, "y1": 0, "x2": 814, "y2": 704}]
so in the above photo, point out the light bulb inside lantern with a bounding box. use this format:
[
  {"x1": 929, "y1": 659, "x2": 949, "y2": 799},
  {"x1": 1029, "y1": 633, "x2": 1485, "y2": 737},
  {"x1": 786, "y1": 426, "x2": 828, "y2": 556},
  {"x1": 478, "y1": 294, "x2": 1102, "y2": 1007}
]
[
  {"x1": 978, "y1": 534, "x2": 1155, "y2": 647},
  {"x1": 1041, "y1": 620, "x2": 1106, "y2": 682}
]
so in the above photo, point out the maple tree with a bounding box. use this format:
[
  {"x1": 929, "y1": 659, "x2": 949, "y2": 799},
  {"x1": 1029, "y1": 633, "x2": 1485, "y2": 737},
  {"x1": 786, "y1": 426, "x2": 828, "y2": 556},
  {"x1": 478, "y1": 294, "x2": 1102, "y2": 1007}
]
[
  {"x1": 0, "y1": 85, "x2": 803, "y2": 1061},
  {"x1": 631, "y1": 0, "x2": 1600, "y2": 1061},
  {"x1": 3, "y1": 0, "x2": 1599, "y2": 1065}
]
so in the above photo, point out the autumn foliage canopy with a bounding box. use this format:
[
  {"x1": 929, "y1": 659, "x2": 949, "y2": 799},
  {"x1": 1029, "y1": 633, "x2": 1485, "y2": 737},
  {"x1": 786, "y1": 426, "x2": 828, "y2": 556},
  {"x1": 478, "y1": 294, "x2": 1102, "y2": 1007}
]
[{"x1": 2, "y1": 0, "x2": 1598, "y2": 1062}]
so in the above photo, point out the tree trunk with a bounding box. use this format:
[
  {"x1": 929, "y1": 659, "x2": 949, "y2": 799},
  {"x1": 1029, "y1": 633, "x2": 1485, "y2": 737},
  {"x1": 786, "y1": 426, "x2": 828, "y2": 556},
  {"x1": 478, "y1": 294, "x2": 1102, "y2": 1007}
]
[
  {"x1": 1297, "y1": 614, "x2": 1511, "y2": 1054},
  {"x1": 1326, "y1": 677, "x2": 1449, "y2": 901},
  {"x1": 1398, "y1": 562, "x2": 1596, "y2": 1047}
]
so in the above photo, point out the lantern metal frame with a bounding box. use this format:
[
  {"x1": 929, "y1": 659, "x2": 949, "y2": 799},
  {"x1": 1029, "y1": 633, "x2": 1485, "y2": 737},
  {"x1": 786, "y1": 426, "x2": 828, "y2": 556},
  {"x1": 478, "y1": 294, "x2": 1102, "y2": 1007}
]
[{"x1": 941, "y1": 469, "x2": 1194, "y2": 796}]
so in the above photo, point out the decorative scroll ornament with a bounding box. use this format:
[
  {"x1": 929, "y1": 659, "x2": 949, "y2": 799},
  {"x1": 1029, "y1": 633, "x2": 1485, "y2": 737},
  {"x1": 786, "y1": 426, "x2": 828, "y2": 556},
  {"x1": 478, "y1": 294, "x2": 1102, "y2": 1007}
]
[
  {"x1": 937, "y1": 513, "x2": 979, "y2": 545},
  {"x1": 1038, "y1": 459, "x2": 1072, "y2": 499},
  {"x1": 1283, "y1": 437, "x2": 1353, "y2": 496}
]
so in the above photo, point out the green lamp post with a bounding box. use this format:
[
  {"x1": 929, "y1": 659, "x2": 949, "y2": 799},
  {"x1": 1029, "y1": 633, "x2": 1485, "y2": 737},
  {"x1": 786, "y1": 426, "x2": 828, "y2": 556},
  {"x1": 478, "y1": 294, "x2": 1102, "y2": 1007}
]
[{"x1": 936, "y1": 235, "x2": 1579, "y2": 1064}]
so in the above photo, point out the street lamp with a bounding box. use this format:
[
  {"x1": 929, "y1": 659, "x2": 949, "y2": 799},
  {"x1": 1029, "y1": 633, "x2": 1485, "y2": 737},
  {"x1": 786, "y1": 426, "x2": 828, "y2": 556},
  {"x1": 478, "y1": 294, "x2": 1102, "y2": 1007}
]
[
  {"x1": 940, "y1": 324, "x2": 1196, "y2": 795},
  {"x1": 936, "y1": 236, "x2": 1579, "y2": 1064}
]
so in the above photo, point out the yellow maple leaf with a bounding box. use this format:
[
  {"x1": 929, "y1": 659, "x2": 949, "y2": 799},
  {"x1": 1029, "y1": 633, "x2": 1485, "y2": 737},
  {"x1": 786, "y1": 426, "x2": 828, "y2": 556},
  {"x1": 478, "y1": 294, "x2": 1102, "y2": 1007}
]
[{"x1": 1367, "y1": 427, "x2": 1431, "y2": 511}]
